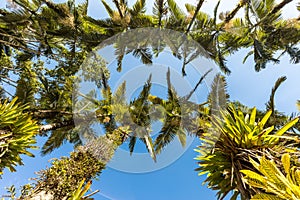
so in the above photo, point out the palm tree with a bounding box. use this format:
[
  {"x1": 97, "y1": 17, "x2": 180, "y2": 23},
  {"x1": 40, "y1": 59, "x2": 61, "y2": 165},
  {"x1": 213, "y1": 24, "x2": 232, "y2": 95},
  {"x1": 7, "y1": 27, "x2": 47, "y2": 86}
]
[{"x1": 1, "y1": 0, "x2": 300, "y2": 198}]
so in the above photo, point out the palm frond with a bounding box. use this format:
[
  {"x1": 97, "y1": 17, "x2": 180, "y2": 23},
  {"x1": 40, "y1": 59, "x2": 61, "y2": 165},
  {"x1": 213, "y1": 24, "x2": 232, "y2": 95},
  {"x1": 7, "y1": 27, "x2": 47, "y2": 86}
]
[
  {"x1": 130, "y1": 0, "x2": 146, "y2": 16},
  {"x1": 286, "y1": 46, "x2": 300, "y2": 64},
  {"x1": 41, "y1": 129, "x2": 71, "y2": 155},
  {"x1": 167, "y1": 0, "x2": 185, "y2": 21},
  {"x1": 265, "y1": 76, "x2": 286, "y2": 113},
  {"x1": 154, "y1": 68, "x2": 182, "y2": 154},
  {"x1": 101, "y1": 0, "x2": 115, "y2": 18},
  {"x1": 184, "y1": 69, "x2": 212, "y2": 101},
  {"x1": 141, "y1": 134, "x2": 156, "y2": 162},
  {"x1": 128, "y1": 135, "x2": 137, "y2": 155},
  {"x1": 153, "y1": 0, "x2": 167, "y2": 27},
  {"x1": 154, "y1": 124, "x2": 177, "y2": 154},
  {"x1": 185, "y1": 0, "x2": 205, "y2": 33},
  {"x1": 132, "y1": 48, "x2": 153, "y2": 65},
  {"x1": 208, "y1": 73, "x2": 228, "y2": 119}
]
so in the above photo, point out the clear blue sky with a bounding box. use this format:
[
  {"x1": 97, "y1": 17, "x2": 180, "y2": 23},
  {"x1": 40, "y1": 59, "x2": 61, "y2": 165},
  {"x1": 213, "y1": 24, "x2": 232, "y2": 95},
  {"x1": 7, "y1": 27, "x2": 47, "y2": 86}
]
[{"x1": 1, "y1": 1, "x2": 300, "y2": 200}]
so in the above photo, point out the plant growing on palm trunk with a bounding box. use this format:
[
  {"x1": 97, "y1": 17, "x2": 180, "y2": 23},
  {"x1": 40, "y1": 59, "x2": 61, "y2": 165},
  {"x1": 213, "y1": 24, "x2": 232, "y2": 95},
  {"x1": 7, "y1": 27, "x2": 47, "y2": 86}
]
[{"x1": 23, "y1": 148, "x2": 105, "y2": 200}]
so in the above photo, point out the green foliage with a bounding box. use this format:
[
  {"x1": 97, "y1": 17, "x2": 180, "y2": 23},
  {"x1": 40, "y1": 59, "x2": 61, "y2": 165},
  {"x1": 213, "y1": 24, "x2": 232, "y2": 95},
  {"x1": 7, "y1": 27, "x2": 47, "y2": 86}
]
[
  {"x1": 15, "y1": 60, "x2": 39, "y2": 106},
  {"x1": 167, "y1": 0, "x2": 185, "y2": 21},
  {"x1": 1, "y1": 0, "x2": 300, "y2": 198},
  {"x1": 32, "y1": 149, "x2": 105, "y2": 199},
  {"x1": 195, "y1": 104, "x2": 299, "y2": 199},
  {"x1": 208, "y1": 73, "x2": 228, "y2": 119},
  {"x1": 3, "y1": 185, "x2": 16, "y2": 199},
  {"x1": 127, "y1": 75, "x2": 157, "y2": 161},
  {"x1": 68, "y1": 178, "x2": 98, "y2": 200},
  {"x1": 241, "y1": 153, "x2": 300, "y2": 200},
  {"x1": 0, "y1": 97, "x2": 39, "y2": 176},
  {"x1": 0, "y1": 0, "x2": 299, "y2": 77},
  {"x1": 2, "y1": 184, "x2": 33, "y2": 199},
  {"x1": 153, "y1": 69, "x2": 182, "y2": 155},
  {"x1": 265, "y1": 76, "x2": 287, "y2": 114},
  {"x1": 130, "y1": 0, "x2": 146, "y2": 16},
  {"x1": 153, "y1": 0, "x2": 167, "y2": 26}
]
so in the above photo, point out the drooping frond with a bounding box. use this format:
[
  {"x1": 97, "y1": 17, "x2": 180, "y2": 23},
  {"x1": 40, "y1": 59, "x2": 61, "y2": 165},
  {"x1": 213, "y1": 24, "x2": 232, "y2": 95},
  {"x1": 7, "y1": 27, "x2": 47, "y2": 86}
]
[
  {"x1": 41, "y1": 128, "x2": 74, "y2": 155},
  {"x1": 130, "y1": 0, "x2": 146, "y2": 16},
  {"x1": 208, "y1": 73, "x2": 228, "y2": 119},
  {"x1": 265, "y1": 76, "x2": 287, "y2": 113},
  {"x1": 101, "y1": 0, "x2": 115, "y2": 18},
  {"x1": 167, "y1": 0, "x2": 185, "y2": 21},
  {"x1": 185, "y1": 0, "x2": 205, "y2": 33},
  {"x1": 153, "y1": 0, "x2": 167, "y2": 27},
  {"x1": 132, "y1": 48, "x2": 153, "y2": 65},
  {"x1": 154, "y1": 68, "x2": 182, "y2": 154},
  {"x1": 140, "y1": 134, "x2": 156, "y2": 162},
  {"x1": 253, "y1": 39, "x2": 279, "y2": 72},
  {"x1": 184, "y1": 68, "x2": 212, "y2": 101},
  {"x1": 286, "y1": 46, "x2": 300, "y2": 64},
  {"x1": 127, "y1": 75, "x2": 157, "y2": 160},
  {"x1": 128, "y1": 135, "x2": 137, "y2": 154},
  {"x1": 154, "y1": 125, "x2": 177, "y2": 154}
]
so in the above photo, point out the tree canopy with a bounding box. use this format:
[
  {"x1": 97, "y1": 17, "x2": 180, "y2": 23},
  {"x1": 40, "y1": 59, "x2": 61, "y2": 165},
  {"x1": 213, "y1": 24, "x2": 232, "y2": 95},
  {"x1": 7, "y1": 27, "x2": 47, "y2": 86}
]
[{"x1": 0, "y1": 0, "x2": 300, "y2": 199}]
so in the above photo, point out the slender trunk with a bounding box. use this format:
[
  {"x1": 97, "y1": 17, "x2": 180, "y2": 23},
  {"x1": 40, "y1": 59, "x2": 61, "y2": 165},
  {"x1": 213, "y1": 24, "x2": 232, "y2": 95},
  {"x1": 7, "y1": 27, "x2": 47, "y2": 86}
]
[{"x1": 39, "y1": 120, "x2": 74, "y2": 132}]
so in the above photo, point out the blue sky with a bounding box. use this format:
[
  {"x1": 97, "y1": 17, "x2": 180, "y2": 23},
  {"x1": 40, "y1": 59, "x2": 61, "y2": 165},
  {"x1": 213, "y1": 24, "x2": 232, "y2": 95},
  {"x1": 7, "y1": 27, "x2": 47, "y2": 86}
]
[{"x1": 1, "y1": 0, "x2": 300, "y2": 200}]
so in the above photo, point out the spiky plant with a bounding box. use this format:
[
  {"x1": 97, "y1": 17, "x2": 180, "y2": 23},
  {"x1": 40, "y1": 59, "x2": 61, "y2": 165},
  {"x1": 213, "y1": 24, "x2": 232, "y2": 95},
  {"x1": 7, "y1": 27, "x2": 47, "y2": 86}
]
[
  {"x1": 195, "y1": 104, "x2": 299, "y2": 200},
  {"x1": 241, "y1": 153, "x2": 300, "y2": 200},
  {"x1": 68, "y1": 178, "x2": 98, "y2": 200},
  {"x1": 0, "y1": 97, "x2": 39, "y2": 176}
]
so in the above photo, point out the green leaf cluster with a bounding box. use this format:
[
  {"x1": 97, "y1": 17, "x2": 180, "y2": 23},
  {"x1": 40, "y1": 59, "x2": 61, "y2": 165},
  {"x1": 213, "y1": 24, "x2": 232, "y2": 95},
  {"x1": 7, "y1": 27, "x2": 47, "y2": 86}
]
[
  {"x1": 32, "y1": 149, "x2": 105, "y2": 199},
  {"x1": 195, "y1": 104, "x2": 299, "y2": 199},
  {"x1": 242, "y1": 153, "x2": 300, "y2": 200},
  {"x1": 0, "y1": 97, "x2": 39, "y2": 175}
]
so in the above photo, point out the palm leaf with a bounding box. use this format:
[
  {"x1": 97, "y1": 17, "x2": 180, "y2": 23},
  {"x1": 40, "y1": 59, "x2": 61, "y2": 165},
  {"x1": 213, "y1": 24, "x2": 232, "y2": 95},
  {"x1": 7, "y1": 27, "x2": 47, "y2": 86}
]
[
  {"x1": 142, "y1": 134, "x2": 156, "y2": 162},
  {"x1": 265, "y1": 76, "x2": 287, "y2": 113},
  {"x1": 154, "y1": 125, "x2": 177, "y2": 154},
  {"x1": 129, "y1": 135, "x2": 137, "y2": 155},
  {"x1": 167, "y1": 0, "x2": 185, "y2": 21},
  {"x1": 153, "y1": 0, "x2": 167, "y2": 26},
  {"x1": 132, "y1": 48, "x2": 153, "y2": 65},
  {"x1": 251, "y1": 193, "x2": 284, "y2": 200},
  {"x1": 185, "y1": 0, "x2": 205, "y2": 33},
  {"x1": 101, "y1": 0, "x2": 115, "y2": 18},
  {"x1": 208, "y1": 73, "x2": 228, "y2": 120},
  {"x1": 130, "y1": 0, "x2": 146, "y2": 16}
]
